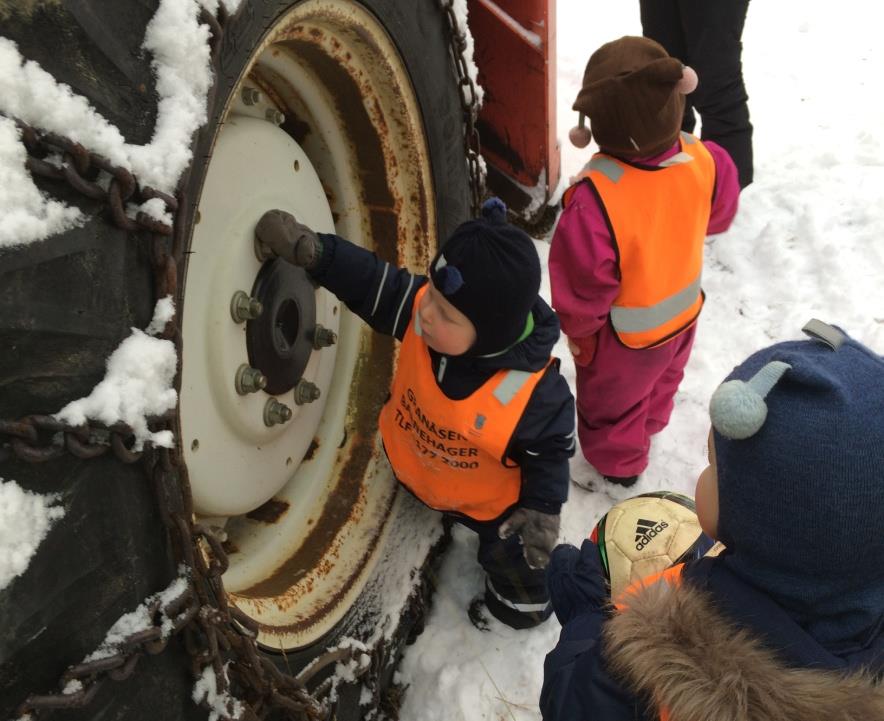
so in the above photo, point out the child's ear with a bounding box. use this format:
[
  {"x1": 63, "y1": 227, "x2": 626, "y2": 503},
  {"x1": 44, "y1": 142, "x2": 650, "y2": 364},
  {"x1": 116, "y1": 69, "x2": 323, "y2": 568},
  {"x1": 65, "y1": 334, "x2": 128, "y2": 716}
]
[{"x1": 695, "y1": 469, "x2": 719, "y2": 541}]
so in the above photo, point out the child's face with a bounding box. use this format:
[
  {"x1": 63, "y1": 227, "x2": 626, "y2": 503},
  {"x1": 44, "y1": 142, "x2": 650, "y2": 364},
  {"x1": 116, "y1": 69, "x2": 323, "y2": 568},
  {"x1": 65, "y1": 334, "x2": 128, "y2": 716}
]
[
  {"x1": 695, "y1": 428, "x2": 720, "y2": 540},
  {"x1": 418, "y1": 281, "x2": 477, "y2": 356}
]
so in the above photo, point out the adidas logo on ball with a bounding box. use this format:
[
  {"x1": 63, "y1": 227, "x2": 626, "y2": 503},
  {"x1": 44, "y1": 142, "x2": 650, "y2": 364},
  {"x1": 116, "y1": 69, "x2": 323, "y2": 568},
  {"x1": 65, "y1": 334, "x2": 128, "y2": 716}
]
[
  {"x1": 634, "y1": 518, "x2": 669, "y2": 550},
  {"x1": 592, "y1": 491, "x2": 712, "y2": 599}
]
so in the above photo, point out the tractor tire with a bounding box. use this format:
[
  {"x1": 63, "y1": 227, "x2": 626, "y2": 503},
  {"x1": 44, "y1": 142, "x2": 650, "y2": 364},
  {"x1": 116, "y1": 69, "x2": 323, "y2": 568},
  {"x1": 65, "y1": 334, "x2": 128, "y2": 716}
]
[{"x1": 0, "y1": 1, "x2": 469, "y2": 719}]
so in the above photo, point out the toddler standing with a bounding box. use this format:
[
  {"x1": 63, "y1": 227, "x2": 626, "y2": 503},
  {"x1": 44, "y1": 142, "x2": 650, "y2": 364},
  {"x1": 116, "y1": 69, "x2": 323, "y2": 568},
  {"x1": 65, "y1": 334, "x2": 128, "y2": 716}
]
[{"x1": 550, "y1": 36, "x2": 740, "y2": 487}]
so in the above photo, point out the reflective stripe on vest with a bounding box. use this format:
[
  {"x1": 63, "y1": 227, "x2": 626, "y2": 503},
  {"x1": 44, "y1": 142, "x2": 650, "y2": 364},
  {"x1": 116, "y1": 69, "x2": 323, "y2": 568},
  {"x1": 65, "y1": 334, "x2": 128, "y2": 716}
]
[
  {"x1": 610, "y1": 274, "x2": 703, "y2": 334},
  {"x1": 563, "y1": 133, "x2": 715, "y2": 349},
  {"x1": 378, "y1": 286, "x2": 552, "y2": 521}
]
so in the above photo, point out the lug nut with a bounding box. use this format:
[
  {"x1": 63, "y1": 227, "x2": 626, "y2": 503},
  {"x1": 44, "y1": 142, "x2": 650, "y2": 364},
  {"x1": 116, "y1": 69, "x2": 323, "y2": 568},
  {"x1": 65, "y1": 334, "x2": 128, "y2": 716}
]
[
  {"x1": 241, "y1": 87, "x2": 262, "y2": 106},
  {"x1": 294, "y1": 379, "x2": 321, "y2": 405},
  {"x1": 235, "y1": 364, "x2": 267, "y2": 395},
  {"x1": 312, "y1": 325, "x2": 338, "y2": 349},
  {"x1": 265, "y1": 108, "x2": 285, "y2": 126},
  {"x1": 230, "y1": 290, "x2": 263, "y2": 323},
  {"x1": 264, "y1": 398, "x2": 293, "y2": 426}
]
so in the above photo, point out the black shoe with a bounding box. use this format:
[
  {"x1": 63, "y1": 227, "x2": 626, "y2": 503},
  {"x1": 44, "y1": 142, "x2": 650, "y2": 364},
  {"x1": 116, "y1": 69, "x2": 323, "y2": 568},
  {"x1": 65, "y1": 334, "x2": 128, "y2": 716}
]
[
  {"x1": 467, "y1": 596, "x2": 491, "y2": 632},
  {"x1": 604, "y1": 474, "x2": 638, "y2": 487}
]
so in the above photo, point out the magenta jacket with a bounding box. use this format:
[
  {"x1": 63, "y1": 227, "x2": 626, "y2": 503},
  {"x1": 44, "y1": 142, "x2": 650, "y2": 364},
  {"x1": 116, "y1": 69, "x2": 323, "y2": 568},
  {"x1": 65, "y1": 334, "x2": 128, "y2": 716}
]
[{"x1": 550, "y1": 141, "x2": 740, "y2": 346}]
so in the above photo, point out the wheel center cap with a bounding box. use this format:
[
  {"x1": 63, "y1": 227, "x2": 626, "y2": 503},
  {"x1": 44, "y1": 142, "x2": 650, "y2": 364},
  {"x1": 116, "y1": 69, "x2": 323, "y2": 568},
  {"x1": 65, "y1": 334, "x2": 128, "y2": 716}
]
[{"x1": 248, "y1": 260, "x2": 316, "y2": 395}]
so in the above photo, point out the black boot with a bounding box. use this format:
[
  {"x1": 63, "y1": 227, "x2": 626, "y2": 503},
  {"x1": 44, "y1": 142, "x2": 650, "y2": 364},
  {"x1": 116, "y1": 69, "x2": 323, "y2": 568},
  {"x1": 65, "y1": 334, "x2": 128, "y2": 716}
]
[
  {"x1": 604, "y1": 474, "x2": 639, "y2": 487},
  {"x1": 467, "y1": 595, "x2": 491, "y2": 632}
]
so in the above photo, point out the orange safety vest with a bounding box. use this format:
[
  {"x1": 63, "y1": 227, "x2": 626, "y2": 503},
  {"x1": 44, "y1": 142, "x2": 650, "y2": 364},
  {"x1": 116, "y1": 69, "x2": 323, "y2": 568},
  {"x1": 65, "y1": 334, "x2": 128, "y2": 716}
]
[
  {"x1": 378, "y1": 286, "x2": 551, "y2": 521},
  {"x1": 563, "y1": 132, "x2": 716, "y2": 349},
  {"x1": 614, "y1": 563, "x2": 685, "y2": 721}
]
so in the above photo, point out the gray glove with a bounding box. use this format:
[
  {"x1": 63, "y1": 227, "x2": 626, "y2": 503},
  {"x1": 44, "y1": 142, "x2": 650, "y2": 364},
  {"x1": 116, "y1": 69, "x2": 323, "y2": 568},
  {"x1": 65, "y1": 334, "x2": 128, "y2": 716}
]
[
  {"x1": 254, "y1": 209, "x2": 321, "y2": 269},
  {"x1": 499, "y1": 507, "x2": 561, "y2": 570}
]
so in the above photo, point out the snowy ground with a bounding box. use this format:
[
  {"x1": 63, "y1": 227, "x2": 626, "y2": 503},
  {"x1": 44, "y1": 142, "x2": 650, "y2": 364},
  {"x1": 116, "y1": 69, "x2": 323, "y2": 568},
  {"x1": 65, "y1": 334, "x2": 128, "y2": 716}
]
[{"x1": 397, "y1": 1, "x2": 884, "y2": 719}]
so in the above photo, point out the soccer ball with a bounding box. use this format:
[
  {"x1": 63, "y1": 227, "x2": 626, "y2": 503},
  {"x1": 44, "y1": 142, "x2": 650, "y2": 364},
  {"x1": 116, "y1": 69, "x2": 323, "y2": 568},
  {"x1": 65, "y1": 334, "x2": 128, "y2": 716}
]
[{"x1": 590, "y1": 491, "x2": 715, "y2": 599}]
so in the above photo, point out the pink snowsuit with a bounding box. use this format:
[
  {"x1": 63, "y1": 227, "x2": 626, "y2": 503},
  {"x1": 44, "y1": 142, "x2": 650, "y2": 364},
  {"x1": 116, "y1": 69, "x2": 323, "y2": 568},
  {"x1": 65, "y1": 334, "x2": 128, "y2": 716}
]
[{"x1": 550, "y1": 141, "x2": 740, "y2": 477}]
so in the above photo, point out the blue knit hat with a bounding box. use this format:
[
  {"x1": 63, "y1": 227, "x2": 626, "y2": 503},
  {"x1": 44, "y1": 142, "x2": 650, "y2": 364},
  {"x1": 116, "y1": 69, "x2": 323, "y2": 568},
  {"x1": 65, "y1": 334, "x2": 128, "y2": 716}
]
[
  {"x1": 429, "y1": 198, "x2": 541, "y2": 356},
  {"x1": 709, "y1": 320, "x2": 884, "y2": 649}
]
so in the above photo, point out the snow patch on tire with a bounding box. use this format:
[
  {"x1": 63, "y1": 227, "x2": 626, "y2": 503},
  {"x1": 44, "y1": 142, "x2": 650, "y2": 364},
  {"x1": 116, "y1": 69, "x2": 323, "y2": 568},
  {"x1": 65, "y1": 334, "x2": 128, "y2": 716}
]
[
  {"x1": 55, "y1": 297, "x2": 178, "y2": 450},
  {"x1": 0, "y1": 117, "x2": 84, "y2": 247},
  {"x1": 193, "y1": 663, "x2": 245, "y2": 721},
  {"x1": 0, "y1": 0, "x2": 229, "y2": 246},
  {"x1": 0, "y1": 479, "x2": 64, "y2": 592}
]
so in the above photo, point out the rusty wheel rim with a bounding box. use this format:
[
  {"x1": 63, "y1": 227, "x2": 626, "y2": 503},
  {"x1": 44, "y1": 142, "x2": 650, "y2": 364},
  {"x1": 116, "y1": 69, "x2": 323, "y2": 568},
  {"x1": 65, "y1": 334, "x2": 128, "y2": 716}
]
[{"x1": 180, "y1": 0, "x2": 436, "y2": 650}]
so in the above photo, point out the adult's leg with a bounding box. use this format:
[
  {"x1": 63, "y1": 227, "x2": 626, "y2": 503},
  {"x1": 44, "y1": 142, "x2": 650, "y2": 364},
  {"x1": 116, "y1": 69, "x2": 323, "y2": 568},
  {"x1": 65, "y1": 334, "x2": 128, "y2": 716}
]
[
  {"x1": 646, "y1": 326, "x2": 696, "y2": 435},
  {"x1": 679, "y1": 0, "x2": 753, "y2": 187},
  {"x1": 639, "y1": 0, "x2": 696, "y2": 133}
]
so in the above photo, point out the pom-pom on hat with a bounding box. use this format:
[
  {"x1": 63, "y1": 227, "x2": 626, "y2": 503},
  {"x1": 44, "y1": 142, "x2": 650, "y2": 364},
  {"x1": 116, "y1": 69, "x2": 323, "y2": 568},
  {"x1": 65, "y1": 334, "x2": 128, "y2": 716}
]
[
  {"x1": 709, "y1": 320, "x2": 884, "y2": 647},
  {"x1": 429, "y1": 197, "x2": 541, "y2": 356},
  {"x1": 570, "y1": 36, "x2": 695, "y2": 156},
  {"x1": 568, "y1": 113, "x2": 592, "y2": 149}
]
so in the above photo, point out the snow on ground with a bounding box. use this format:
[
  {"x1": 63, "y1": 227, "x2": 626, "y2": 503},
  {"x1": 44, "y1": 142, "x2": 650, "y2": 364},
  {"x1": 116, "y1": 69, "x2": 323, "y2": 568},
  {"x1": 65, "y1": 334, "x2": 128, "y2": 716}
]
[
  {"x1": 397, "y1": 2, "x2": 884, "y2": 719},
  {"x1": 0, "y1": 479, "x2": 64, "y2": 592}
]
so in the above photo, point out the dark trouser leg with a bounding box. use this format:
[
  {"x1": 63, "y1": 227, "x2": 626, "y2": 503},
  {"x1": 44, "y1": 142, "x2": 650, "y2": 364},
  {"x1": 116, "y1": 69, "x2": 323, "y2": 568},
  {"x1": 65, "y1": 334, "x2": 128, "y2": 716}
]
[
  {"x1": 678, "y1": 0, "x2": 753, "y2": 187},
  {"x1": 639, "y1": 0, "x2": 696, "y2": 133},
  {"x1": 459, "y1": 515, "x2": 552, "y2": 629}
]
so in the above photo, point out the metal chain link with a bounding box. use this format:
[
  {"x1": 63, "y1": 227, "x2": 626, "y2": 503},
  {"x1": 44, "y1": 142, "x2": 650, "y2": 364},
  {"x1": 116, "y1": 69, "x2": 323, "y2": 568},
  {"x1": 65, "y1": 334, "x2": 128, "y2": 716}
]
[
  {"x1": 4, "y1": 8, "x2": 374, "y2": 721},
  {"x1": 437, "y1": 0, "x2": 485, "y2": 216}
]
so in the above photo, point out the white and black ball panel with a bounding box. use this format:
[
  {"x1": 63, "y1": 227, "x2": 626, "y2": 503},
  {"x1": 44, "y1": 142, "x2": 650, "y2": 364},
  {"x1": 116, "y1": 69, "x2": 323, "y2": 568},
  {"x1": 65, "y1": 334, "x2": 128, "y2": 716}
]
[{"x1": 593, "y1": 492, "x2": 712, "y2": 598}]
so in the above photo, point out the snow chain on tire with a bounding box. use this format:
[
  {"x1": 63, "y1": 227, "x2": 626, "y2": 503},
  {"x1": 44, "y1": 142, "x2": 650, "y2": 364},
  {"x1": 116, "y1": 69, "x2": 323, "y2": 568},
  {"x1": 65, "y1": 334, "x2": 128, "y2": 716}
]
[
  {"x1": 437, "y1": 0, "x2": 486, "y2": 215},
  {"x1": 0, "y1": 7, "x2": 377, "y2": 721},
  {"x1": 1, "y1": 3, "x2": 486, "y2": 719}
]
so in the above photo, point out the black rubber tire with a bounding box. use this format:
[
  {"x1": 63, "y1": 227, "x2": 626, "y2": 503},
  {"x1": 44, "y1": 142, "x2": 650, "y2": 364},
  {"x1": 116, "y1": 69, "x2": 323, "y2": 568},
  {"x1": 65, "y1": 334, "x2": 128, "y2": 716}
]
[{"x1": 0, "y1": 1, "x2": 469, "y2": 719}]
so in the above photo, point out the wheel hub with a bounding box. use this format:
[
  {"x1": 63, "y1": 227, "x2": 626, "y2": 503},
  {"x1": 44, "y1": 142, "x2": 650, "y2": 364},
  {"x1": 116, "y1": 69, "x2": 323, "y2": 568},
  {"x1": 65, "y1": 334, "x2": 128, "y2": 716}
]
[
  {"x1": 247, "y1": 260, "x2": 317, "y2": 395},
  {"x1": 180, "y1": 114, "x2": 338, "y2": 518}
]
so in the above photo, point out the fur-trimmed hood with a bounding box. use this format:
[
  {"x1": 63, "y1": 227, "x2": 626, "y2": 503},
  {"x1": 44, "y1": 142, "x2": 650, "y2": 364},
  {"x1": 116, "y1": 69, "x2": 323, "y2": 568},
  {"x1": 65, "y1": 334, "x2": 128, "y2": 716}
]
[{"x1": 604, "y1": 579, "x2": 884, "y2": 721}]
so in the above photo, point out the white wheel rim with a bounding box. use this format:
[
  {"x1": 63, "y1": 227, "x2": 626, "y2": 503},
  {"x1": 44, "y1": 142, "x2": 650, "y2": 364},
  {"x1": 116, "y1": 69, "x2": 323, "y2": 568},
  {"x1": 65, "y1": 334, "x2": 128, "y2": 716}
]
[{"x1": 180, "y1": 0, "x2": 438, "y2": 650}]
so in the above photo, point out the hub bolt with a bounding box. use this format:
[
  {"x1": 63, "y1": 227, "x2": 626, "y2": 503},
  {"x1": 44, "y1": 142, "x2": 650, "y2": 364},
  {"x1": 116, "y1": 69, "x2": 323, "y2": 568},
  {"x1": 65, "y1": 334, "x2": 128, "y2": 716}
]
[
  {"x1": 235, "y1": 364, "x2": 267, "y2": 395},
  {"x1": 241, "y1": 87, "x2": 262, "y2": 106},
  {"x1": 294, "y1": 379, "x2": 321, "y2": 405},
  {"x1": 312, "y1": 325, "x2": 338, "y2": 349},
  {"x1": 230, "y1": 290, "x2": 263, "y2": 323},
  {"x1": 265, "y1": 108, "x2": 285, "y2": 126},
  {"x1": 264, "y1": 398, "x2": 293, "y2": 427}
]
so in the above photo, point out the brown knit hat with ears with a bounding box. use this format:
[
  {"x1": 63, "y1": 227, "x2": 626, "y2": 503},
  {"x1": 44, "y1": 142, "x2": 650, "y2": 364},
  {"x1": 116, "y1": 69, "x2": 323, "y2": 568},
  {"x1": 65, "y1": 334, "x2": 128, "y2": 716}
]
[{"x1": 570, "y1": 36, "x2": 698, "y2": 158}]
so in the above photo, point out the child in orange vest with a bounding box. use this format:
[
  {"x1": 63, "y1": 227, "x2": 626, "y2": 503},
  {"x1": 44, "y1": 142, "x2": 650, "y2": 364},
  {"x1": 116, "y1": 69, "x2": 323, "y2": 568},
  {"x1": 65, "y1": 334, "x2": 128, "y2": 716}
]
[
  {"x1": 551, "y1": 36, "x2": 740, "y2": 487},
  {"x1": 540, "y1": 321, "x2": 884, "y2": 720},
  {"x1": 256, "y1": 198, "x2": 575, "y2": 629}
]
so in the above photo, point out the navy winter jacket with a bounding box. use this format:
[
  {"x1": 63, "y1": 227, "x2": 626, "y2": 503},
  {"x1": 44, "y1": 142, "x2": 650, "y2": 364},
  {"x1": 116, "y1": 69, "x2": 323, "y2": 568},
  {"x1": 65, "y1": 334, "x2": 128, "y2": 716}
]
[
  {"x1": 310, "y1": 232, "x2": 575, "y2": 515},
  {"x1": 541, "y1": 540, "x2": 884, "y2": 720}
]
